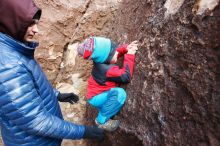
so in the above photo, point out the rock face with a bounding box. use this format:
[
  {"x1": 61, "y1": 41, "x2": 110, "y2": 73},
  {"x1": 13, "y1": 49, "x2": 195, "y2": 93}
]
[
  {"x1": 95, "y1": 0, "x2": 220, "y2": 146},
  {"x1": 87, "y1": 0, "x2": 220, "y2": 146},
  {"x1": 33, "y1": 0, "x2": 220, "y2": 146}
]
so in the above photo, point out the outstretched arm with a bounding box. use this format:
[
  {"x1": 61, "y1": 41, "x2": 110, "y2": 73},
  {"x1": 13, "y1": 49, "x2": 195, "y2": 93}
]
[
  {"x1": 106, "y1": 41, "x2": 139, "y2": 83},
  {"x1": 106, "y1": 54, "x2": 135, "y2": 83}
]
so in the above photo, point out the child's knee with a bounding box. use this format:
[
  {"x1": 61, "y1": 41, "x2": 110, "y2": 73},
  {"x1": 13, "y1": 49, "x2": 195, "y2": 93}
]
[{"x1": 112, "y1": 88, "x2": 127, "y2": 105}]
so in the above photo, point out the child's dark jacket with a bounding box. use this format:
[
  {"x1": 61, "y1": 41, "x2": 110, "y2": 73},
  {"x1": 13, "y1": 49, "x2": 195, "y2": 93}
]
[{"x1": 86, "y1": 45, "x2": 135, "y2": 99}]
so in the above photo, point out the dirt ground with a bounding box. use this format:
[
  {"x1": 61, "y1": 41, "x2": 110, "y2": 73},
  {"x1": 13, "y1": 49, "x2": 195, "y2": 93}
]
[{"x1": 0, "y1": 138, "x2": 2, "y2": 146}]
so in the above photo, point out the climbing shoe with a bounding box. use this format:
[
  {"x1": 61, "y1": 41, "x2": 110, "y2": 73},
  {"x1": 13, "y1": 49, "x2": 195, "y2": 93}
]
[{"x1": 95, "y1": 119, "x2": 120, "y2": 132}]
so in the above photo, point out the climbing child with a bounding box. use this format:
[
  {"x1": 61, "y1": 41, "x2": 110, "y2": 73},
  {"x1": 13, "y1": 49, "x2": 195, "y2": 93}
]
[{"x1": 77, "y1": 37, "x2": 138, "y2": 131}]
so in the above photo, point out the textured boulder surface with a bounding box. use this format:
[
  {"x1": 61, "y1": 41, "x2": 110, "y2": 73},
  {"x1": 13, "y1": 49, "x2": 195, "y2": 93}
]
[
  {"x1": 86, "y1": 0, "x2": 220, "y2": 146},
  {"x1": 16, "y1": 0, "x2": 219, "y2": 146}
]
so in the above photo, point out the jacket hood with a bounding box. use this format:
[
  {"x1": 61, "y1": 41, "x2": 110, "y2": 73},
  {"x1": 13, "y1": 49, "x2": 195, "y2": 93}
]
[
  {"x1": 0, "y1": 33, "x2": 39, "y2": 56},
  {"x1": 0, "y1": 0, "x2": 41, "y2": 42}
]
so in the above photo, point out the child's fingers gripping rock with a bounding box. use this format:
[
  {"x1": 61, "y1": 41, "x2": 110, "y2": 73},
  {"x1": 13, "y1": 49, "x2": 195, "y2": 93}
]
[
  {"x1": 127, "y1": 47, "x2": 137, "y2": 54},
  {"x1": 127, "y1": 41, "x2": 138, "y2": 49},
  {"x1": 130, "y1": 40, "x2": 138, "y2": 44}
]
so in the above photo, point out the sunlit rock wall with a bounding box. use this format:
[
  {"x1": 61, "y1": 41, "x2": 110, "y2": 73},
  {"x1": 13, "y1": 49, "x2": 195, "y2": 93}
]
[
  {"x1": 92, "y1": 0, "x2": 219, "y2": 146},
  {"x1": 34, "y1": 0, "x2": 220, "y2": 146}
]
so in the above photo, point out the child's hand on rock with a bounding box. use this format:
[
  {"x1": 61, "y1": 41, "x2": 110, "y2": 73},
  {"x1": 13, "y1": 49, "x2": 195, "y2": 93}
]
[{"x1": 127, "y1": 41, "x2": 138, "y2": 54}]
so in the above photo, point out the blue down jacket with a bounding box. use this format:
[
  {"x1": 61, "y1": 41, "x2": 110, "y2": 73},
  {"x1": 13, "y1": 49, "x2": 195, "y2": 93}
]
[{"x1": 0, "y1": 33, "x2": 85, "y2": 146}]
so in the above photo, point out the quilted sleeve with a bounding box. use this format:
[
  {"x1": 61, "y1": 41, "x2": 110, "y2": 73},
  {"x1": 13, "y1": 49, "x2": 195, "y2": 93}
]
[
  {"x1": 0, "y1": 64, "x2": 85, "y2": 139},
  {"x1": 53, "y1": 88, "x2": 60, "y2": 97}
]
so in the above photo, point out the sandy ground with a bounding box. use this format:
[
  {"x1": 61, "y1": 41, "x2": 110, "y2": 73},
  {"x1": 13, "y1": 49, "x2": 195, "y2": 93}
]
[
  {"x1": 0, "y1": 137, "x2": 2, "y2": 146},
  {"x1": 60, "y1": 100, "x2": 88, "y2": 146}
]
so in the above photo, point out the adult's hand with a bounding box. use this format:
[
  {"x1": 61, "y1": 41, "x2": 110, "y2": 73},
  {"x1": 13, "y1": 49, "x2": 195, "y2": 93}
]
[
  {"x1": 83, "y1": 126, "x2": 104, "y2": 140},
  {"x1": 57, "y1": 92, "x2": 79, "y2": 104}
]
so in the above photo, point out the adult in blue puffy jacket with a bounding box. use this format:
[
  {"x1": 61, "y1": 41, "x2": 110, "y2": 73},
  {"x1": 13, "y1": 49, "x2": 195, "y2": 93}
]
[{"x1": 0, "y1": 0, "x2": 104, "y2": 146}]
